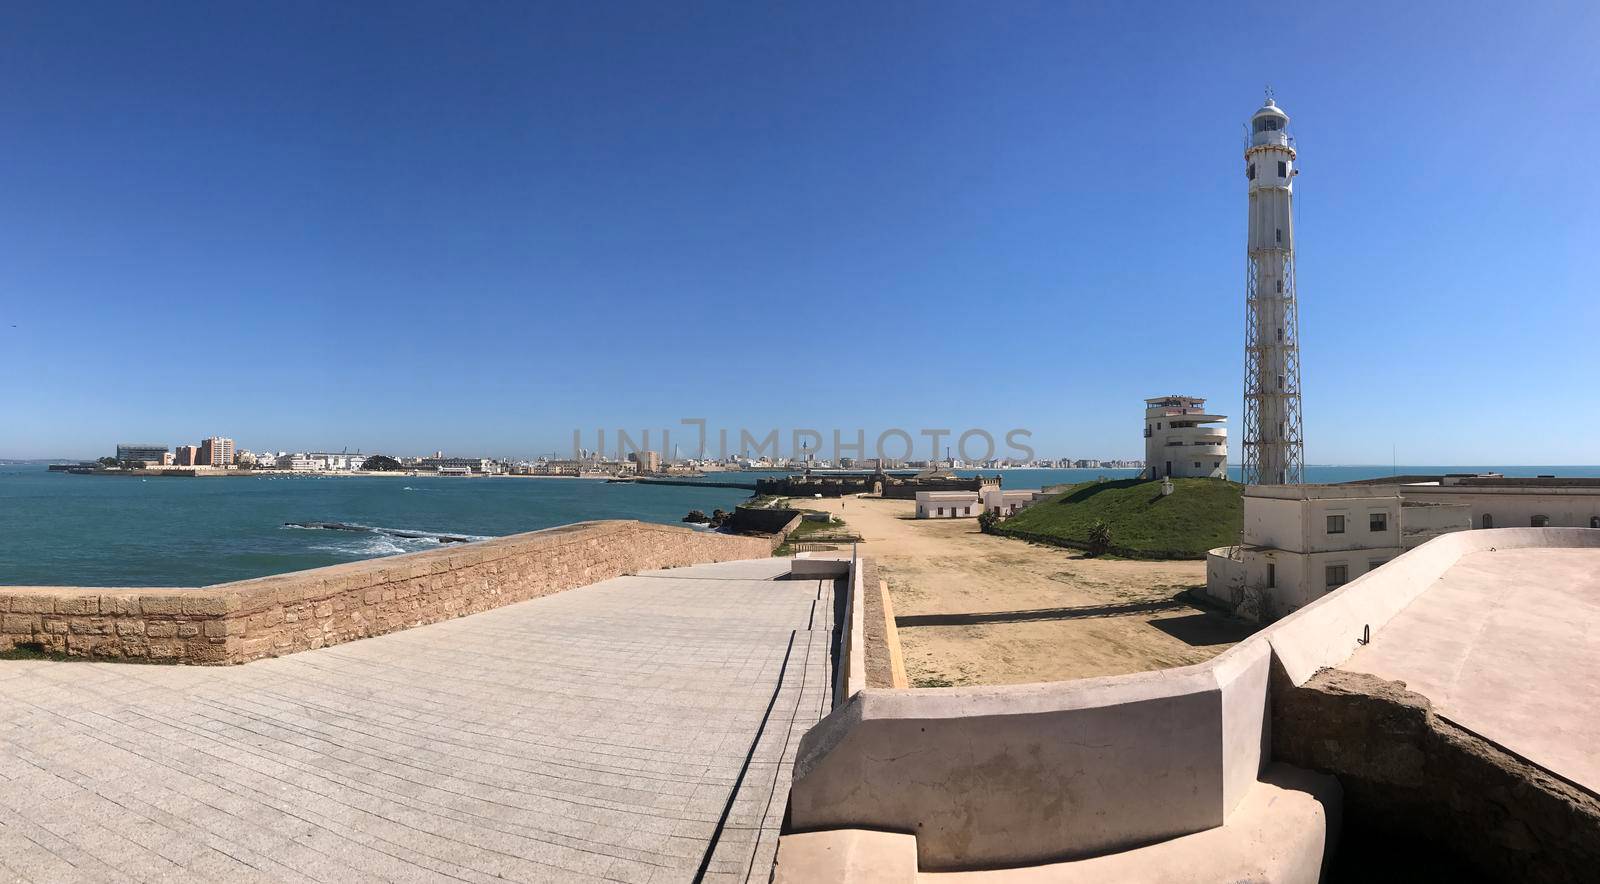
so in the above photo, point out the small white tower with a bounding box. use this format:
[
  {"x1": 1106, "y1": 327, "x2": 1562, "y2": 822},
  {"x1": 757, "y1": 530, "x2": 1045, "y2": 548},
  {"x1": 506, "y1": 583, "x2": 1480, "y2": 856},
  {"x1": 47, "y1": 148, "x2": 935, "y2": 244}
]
[{"x1": 1242, "y1": 93, "x2": 1305, "y2": 485}]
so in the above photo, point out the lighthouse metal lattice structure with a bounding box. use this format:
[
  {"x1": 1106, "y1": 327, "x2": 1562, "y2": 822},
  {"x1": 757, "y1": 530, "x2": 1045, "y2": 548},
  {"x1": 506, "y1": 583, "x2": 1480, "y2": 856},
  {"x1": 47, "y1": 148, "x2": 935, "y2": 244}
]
[{"x1": 1241, "y1": 94, "x2": 1305, "y2": 485}]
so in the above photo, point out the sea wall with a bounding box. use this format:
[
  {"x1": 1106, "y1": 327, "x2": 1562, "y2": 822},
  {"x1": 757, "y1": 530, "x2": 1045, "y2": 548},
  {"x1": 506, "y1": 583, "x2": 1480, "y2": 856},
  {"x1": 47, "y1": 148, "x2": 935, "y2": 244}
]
[
  {"x1": 880, "y1": 476, "x2": 998, "y2": 500},
  {"x1": 0, "y1": 520, "x2": 778, "y2": 664}
]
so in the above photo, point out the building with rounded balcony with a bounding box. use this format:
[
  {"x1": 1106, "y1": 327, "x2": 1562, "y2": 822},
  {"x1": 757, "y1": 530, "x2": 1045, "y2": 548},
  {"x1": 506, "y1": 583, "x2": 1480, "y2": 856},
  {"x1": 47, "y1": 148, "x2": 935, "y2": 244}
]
[{"x1": 1144, "y1": 395, "x2": 1228, "y2": 479}]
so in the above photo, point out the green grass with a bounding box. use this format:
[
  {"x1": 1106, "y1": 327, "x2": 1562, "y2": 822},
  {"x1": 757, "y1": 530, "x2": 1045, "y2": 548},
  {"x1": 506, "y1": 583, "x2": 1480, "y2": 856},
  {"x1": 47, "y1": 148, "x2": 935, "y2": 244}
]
[
  {"x1": 787, "y1": 518, "x2": 840, "y2": 540},
  {"x1": 772, "y1": 512, "x2": 856, "y2": 556},
  {"x1": 993, "y1": 478, "x2": 1242, "y2": 559}
]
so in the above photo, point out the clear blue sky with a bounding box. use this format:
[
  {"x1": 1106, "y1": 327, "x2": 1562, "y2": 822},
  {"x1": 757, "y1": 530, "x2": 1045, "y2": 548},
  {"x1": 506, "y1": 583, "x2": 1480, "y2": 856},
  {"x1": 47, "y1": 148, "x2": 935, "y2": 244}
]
[{"x1": 3, "y1": 2, "x2": 1596, "y2": 463}]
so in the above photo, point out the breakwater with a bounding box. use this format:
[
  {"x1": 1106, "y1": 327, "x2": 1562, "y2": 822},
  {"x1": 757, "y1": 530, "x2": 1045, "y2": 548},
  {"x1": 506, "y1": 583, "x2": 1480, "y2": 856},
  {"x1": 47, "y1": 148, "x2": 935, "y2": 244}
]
[{"x1": 620, "y1": 477, "x2": 759, "y2": 490}]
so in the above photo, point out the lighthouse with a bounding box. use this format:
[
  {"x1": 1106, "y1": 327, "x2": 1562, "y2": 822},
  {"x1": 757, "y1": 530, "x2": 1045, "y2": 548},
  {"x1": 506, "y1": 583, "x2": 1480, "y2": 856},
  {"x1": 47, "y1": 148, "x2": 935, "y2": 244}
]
[{"x1": 1241, "y1": 94, "x2": 1305, "y2": 485}]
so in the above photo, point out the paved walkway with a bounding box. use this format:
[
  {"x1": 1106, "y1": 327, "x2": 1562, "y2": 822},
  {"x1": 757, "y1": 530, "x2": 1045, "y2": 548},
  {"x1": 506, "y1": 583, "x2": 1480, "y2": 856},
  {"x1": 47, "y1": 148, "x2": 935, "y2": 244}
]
[{"x1": 0, "y1": 558, "x2": 836, "y2": 883}]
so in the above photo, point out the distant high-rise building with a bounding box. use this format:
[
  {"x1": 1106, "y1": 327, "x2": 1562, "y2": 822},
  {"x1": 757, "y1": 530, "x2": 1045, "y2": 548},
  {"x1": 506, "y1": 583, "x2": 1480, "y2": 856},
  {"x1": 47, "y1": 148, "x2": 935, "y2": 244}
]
[
  {"x1": 174, "y1": 445, "x2": 201, "y2": 467},
  {"x1": 1242, "y1": 93, "x2": 1305, "y2": 485},
  {"x1": 115, "y1": 443, "x2": 168, "y2": 464},
  {"x1": 198, "y1": 437, "x2": 234, "y2": 467}
]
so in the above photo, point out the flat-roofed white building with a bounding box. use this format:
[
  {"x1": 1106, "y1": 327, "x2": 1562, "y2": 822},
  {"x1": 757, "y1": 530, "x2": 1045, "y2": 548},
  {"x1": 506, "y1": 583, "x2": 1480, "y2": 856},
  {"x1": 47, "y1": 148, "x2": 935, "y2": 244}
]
[
  {"x1": 1207, "y1": 484, "x2": 1470, "y2": 618},
  {"x1": 981, "y1": 487, "x2": 1044, "y2": 516},
  {"x1": 915, "y1": 491, "x2": 980, "y2": 519},
  {"x1": 1144, "y1": 395, "x2": 1228, "y2": 479}
]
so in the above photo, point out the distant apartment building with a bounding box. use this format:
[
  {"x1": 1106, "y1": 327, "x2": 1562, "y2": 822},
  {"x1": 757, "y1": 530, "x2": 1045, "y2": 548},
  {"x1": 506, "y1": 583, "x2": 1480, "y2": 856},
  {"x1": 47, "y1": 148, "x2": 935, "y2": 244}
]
[
  {"x1": 197, "y1": 437, "x2": 234, "y2": 467},
  {"x1": 280, "y1": 454, "x2": 320, "y2": 471},
  {"x1": 1144, "y1": 395, "x2": 1228, "y2": 479},
  {"x1": 174, "y1": 445, "x2": 201, "y2": 467},
  {"x1": 115, "y1": 443, "x2": 169, "y2": 464},
  {"x1": 419, "y1": 456, "x2": 493, "y2": 474},
  {"x1": 306, "y1": 453, "x2": 367, "y2": 471}
]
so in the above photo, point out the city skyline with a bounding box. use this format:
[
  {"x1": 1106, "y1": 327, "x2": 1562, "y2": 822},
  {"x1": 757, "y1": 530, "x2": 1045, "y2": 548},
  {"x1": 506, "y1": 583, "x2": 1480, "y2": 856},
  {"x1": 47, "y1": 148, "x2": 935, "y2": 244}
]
[{"x1": 2, "y1": 3, "x2": 1597, "y2": 463}]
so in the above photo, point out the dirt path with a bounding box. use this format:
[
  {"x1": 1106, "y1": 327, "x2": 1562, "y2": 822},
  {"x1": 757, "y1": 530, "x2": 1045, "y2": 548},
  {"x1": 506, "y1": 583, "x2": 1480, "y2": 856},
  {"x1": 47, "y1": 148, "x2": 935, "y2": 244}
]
[{"x1": 797, "y1": 495, "x2": 1255, "y2": 686}]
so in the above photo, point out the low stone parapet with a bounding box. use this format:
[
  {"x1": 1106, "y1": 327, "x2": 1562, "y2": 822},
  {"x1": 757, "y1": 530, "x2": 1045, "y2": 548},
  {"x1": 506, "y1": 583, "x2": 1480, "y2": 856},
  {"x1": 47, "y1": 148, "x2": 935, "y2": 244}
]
[{"x1": 0, "y1": 520, "x2": 778, "y2": 664}]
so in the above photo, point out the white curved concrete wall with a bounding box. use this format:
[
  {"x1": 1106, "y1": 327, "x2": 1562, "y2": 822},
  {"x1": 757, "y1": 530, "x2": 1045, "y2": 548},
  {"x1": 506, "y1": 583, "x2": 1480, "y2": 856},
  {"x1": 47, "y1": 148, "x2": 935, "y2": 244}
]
[
  {"x1": 1205, "y1": 547, "x2": 1245, "y2": 606},
  {"x1": 790, "y1": 640, "x2": 1272, "y2": 870}
]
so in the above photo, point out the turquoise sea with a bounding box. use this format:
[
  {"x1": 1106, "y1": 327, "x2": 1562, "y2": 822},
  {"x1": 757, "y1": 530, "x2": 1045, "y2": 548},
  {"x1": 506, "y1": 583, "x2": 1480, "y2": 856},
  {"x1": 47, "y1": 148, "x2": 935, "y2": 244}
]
[
  {"x1": 0, "y1": 466, "x2": 755, "y2": 587},
  {"x1": 5, "y1": 463, "x2": 1599, "y2": 587}
]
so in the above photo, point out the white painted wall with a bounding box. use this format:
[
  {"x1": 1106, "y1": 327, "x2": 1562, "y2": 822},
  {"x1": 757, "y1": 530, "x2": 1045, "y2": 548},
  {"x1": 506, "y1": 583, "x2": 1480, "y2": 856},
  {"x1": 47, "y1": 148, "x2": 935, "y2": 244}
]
[
  {"x1": 915, "y1": 492, "x2": 979, "y2": 519},
  {"x1": 980, "y1": 488, "x2": 1041, "y2": 515}
]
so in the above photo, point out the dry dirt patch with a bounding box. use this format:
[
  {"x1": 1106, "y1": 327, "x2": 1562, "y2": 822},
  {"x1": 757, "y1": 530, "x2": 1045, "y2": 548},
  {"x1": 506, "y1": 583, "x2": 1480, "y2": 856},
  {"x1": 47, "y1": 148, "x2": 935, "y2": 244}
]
[{"x1": 794, "y1": 495, "x2": 1255, "y2": 686}]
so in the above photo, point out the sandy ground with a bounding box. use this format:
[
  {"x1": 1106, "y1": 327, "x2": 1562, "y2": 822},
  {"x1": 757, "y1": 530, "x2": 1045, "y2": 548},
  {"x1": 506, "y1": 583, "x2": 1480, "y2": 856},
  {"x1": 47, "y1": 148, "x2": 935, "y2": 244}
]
[{"x1": 795, "y1": 495, "x2": 1256, "y2": 687}]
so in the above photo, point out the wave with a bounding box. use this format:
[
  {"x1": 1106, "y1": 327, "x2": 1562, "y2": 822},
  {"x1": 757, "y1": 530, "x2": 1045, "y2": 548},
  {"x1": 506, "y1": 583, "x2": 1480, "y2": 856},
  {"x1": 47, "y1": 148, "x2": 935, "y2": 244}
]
[
  {"x1": 281, "y1": 521, "x2": 493, "y2": 545},
  {"x1": 309, "y1": 537, "x2": 417, "y2": 557}
]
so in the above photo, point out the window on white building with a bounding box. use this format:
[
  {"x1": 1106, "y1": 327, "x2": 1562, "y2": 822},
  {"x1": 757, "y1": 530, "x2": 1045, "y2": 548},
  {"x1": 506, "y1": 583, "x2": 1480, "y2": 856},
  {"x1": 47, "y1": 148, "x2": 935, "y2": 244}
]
[
  {"x1": 1247, "y1": 163, "x2": 1256, "y2": 180},
  {"x1": 1591, "y1": 516, "x2": 1600, "y2": 529},
  {"x1": 1482, "y1": 513, "x2": 1494, "y2": 529},
  {"x1": 1193, "y1": 462, "x2": 1201, "y2": 469},
  {"x1": 1327, "y1": 514, "x2": 1345, "y2": 534},
  {"x1": 1277, "y1": 160, "x2": 1287, "y2": 177},
  {"x1": 1276, "y1": 228, "x2": 1283, "y2": 243},
  {"x1": 936, "y1": 507, "x2": 944, "y2": 516},
  {"x1": 1266, "y1": 564, "x2": 1276, "y2": 588},
  {"x1": 1369, "y1": 512, "x2": 1388, "y2": 532},
  {"x1": 1531, "y1": 514, "x2": 1550, "y2": 527},
  {"x1": 1325, "y1": 563, "x2": 1348, "y2": 589}
]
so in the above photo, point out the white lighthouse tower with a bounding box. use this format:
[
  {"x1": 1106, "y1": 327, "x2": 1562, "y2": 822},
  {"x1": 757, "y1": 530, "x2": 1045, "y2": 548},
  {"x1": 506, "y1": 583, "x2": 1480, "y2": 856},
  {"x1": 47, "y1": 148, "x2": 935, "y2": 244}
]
[{"x1": 1241, "y1": 93, "x2": 1305, "y2": 485}]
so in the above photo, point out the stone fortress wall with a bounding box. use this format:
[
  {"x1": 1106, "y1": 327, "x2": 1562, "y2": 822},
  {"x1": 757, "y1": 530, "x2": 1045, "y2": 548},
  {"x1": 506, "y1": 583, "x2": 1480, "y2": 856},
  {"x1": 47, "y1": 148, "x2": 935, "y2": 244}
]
[
  {"x1": 0, "y1": 520, "x2": 778, "y2": 664},
  {"x1": 755, "y1": 473, "x2": 1000, "y2": 500}
]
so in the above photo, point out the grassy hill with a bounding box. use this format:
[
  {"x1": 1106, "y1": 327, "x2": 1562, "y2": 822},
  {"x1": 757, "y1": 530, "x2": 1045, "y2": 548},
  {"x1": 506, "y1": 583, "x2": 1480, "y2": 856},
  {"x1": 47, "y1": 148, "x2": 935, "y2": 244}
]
[{"x1": 993, "y1": 478, "x2": 1243, "y2": 559}]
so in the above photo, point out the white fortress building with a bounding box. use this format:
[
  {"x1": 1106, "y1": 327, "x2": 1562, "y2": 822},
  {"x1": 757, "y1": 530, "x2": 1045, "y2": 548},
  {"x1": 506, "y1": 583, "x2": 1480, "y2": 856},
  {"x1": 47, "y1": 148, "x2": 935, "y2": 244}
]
[{"x1": 1143, "y1": 395, "x2": 1228, "y2": 479}]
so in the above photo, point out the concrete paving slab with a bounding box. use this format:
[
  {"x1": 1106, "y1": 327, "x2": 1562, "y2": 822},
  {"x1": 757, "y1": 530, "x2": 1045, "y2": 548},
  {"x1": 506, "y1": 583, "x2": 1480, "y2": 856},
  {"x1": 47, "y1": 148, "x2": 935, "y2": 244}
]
[{"x1": 0, "y1": 557, "x2": 834, "y2": 883}]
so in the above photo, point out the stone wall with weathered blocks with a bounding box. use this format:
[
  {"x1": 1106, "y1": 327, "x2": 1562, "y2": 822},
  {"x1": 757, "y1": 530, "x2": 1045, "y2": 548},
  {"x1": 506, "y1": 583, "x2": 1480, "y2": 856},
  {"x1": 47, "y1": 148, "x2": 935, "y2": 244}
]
[{"x1": 0, "y1": 520, "x2": 778, "y2": 664}]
